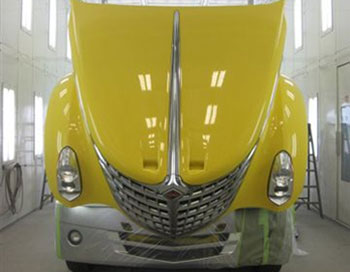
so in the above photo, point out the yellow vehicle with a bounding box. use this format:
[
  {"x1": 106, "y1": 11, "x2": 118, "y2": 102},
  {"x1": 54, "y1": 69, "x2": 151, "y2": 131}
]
[{"x1": 45, "y1": 0, "x2": 307, "y2": 271}]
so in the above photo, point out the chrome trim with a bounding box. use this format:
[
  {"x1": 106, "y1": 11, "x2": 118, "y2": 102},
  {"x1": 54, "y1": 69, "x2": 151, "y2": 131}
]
[
  {"x1": 260, "y1": 74, "x2": 279, "y2": 135},
  {"x1": 167, "y1": 10, "x2": 181, "y2": 180},
  {"x1": 95, "y1": 144, "x2": 257, "y2": 238}
]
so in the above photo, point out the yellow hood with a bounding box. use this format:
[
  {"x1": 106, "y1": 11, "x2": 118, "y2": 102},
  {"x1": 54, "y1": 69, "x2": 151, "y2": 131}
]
[{"x1": 70, "y1": 0, "x2": 286, "y2": 185}]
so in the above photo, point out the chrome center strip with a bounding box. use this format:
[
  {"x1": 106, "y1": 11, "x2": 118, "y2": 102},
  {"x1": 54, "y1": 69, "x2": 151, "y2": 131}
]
[{"x1": 167, "y1": 11, "x2": 181, "y2": 185}]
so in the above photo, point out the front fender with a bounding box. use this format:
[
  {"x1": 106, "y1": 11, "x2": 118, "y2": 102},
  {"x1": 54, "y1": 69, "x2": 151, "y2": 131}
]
[
  {"x1": 229, "y1": 75, "x2": 307, "y2": 212},
  {"x1": 44, "y1": 74, "x2": 116, "y2": 208}
]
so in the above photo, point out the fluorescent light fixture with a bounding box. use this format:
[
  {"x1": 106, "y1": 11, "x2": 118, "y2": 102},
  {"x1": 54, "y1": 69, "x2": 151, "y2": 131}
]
[
  {"x1": 294, "y1": 0, "x2": 303, "y2": 50},
  {"x1": 21, "y1": 0, "x2": 33, "y2": 31},
  {"x1": 211, "y1": 71, "x2": 226, "y2": 88},
  {"x1": 204, "y1": 104, "x2": 218, "y2": 125},
  {"x1": 210, "y1": 105, "x2": 218, "y2": 124},
  {"x1": 138, "y1": 74, "x2": 152, "y2": 91},
  {"x1": 211, "y1": 72, "x2": 219, "y2": 87},
  {"x1": 205, "y1": 105, "x2": 213, "y2": 125},
  {"x1": 138, "y1": 75, "x2": 146, "y2": 91},
  {"x1": 67, "y1": 11, "x2": 72, "y2": 60},
  {"x1": 217, "y1": 71, "x2": 226, "y2": 88},
  {"x1": 145, "y1": 117, "x2": 157, "y2": 128},
  {"x1": 321, "y1": 0, "x2": 333, "y2": 33},
  {"x1": 145, "y1": 74, "x2": 152, "y2": 91},
  {"x1": 49, "y1": 0, "x2": 57, "y2": 49},
  {"x1": 35, "y1": 96, "x2": 44, "y2": 156},
  {"x1": 308, "y1": 97, "x2": 318, "y2": 157},
  {"x1": 2, "y1": 88, "x2": 16, "y2": 162}
]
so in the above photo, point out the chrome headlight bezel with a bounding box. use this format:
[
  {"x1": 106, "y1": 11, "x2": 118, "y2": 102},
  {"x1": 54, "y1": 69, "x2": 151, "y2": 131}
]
[
  {"x1": 57, "y1": 146, "x2": 82, "y2": 201},
  {"x1": 268, "y1": 151, "x2": 294, "y2": 206}
]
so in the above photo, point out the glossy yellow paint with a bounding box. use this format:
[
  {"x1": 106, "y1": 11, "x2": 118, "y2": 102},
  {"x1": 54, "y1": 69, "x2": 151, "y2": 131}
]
[
  {"x1": 70, "y1": 0, "x2": 173, "y2": 184},
  {"x1": 45, "y1": 75, "x2": 115, "y2": 207},
  {"x1": 45, "y1": 0, "x2": 307, "y2": 211},
  {"x1": 230, "y1": 75, "x2": 307, "y2": 211},
  {"x1": 179, "y1": 3, "x2": 286, "y2": 183}
]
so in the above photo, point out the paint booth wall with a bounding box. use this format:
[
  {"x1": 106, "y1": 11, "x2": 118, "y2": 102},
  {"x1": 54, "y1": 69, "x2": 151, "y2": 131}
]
[
  {"x1": 0, "y1": 0, "x2": 72, "y2": 230},
  {"x1": 282, "y1": 0, "x2": 350, "y2": 222},
  {"x1": 1, "y1": 0, "x2": 349, "y2": 230}
]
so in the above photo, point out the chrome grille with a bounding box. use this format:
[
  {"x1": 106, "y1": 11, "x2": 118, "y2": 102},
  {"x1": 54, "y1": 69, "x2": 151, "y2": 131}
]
[{"x1": 95, "y1": 145, "x2": 256, "y2": 237}]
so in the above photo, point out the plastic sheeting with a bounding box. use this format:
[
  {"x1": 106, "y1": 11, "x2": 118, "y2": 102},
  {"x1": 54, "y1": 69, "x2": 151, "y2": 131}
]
[
  {"x1": 235, "y1": 208, "x2": 294, "y2": 267},
  {"x1": 57, "y1": 204, "x2": 295, "y2": 269}
]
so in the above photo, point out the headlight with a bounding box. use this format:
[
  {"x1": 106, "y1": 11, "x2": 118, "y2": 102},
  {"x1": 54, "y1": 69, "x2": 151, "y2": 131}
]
[
  {"x1": 268, "y1": 151, "x2": 294, "y2": 206},
  {"x1": 57, "y1": 147, "x2": 82, "y2": 201}
]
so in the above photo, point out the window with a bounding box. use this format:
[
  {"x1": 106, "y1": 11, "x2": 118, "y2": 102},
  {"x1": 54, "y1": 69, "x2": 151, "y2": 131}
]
[
  {"x1": 308, "y1": 96, "x2": 318, "y2": 157},
  {"x1": 2, "y1": 88, "x2": 16, "y2": 162},
  {"x1": 21, "y1": 0, "x2": 33, "y2": 31},
  {"x1": 321, "y1": 0, "x2": 333, "y2": 33},
  {"x1": 49, "y1": 0, "x2": 57, "y2": 49},
  {"x1": 294, "y1": 0, "x2": 303, "y2": 50},
  {"x1": 35, "y1": 96, "x2": 44, "y2": 156},
  {"x1": 67, "y1": 11, "x2": 72, "y2": 60}
]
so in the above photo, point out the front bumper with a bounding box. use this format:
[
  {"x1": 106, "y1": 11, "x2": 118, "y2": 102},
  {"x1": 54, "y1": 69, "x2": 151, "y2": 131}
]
[{"x1": 56, "y1": 203, "x2": 294, "y2": 269}]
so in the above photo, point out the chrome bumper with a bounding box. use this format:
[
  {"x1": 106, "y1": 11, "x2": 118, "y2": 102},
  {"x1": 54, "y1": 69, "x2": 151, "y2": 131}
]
[{"x1": 57, "y1": 203, "x2": 243, "y2": 269}]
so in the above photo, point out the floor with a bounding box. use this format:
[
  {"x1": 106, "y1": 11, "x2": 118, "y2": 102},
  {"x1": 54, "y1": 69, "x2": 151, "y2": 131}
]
[{"x1": 0, "y1": 205, "x2": 350, "y2": 272}]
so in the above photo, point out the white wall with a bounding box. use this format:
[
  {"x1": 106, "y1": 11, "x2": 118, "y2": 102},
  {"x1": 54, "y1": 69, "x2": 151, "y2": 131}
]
[
  {"x1": 0, "y1": 0, "x2": 72, "y2": 230},
  {"x1": 282, "y1": 0, "x2": 350, "y2": 220}
]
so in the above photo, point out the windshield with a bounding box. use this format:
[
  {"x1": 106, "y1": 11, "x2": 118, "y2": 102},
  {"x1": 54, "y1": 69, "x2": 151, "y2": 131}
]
[{"x1": 81, "y1": 0, "x2": 280, "y2": 6}]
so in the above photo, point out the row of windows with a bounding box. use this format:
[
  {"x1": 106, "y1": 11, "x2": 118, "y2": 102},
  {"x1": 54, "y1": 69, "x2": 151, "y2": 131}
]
[
  {"x1": 294, "y1": 0, "x2": 333, "y2": 50},
  {"x1": 294, "y1": 0, "x2": 331, "y2": 156},
  {"x1": 4, "y1": 1, "x2": 60, "y2": 162},
  {"x1": 23, "y1": 0, "x2": 332, "y2": 58},
  {"x1": 2, "y1": 88, "x2": 43, "y2": 162},
  {"x1": 21, "y1": 0, "x2": 71, "y2": 60}
]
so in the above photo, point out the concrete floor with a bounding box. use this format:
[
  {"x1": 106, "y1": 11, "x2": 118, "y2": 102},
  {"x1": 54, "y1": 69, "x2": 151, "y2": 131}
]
[{"x1": 0, "y1": 205, "x2": 350, "y2": 272}]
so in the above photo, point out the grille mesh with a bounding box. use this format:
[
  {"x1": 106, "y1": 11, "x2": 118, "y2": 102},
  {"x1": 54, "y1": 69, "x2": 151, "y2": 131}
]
[{"x1": 96, "y1": 146, "x2": 255, "y2": 237}]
